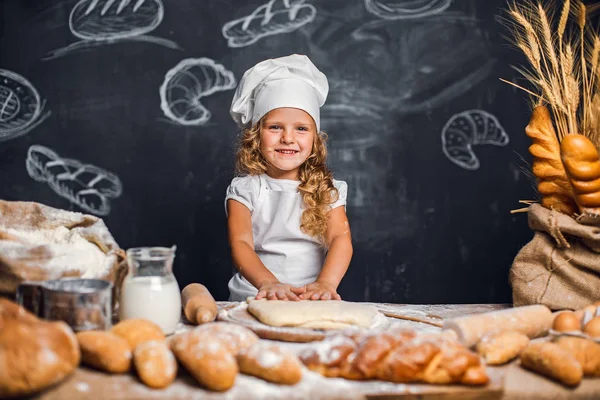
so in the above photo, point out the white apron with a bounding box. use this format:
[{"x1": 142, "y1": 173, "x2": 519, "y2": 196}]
[{"x1": 224, "y1": 174, "x2": 347, "y2": 301}]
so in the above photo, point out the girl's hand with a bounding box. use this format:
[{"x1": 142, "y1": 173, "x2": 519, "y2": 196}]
[
  {"x1": 299, "y1": 280, "x2": 341, "y2": 301},
  {"x1": 256, "y1": 282, "x2": 306, "y2": 301}
]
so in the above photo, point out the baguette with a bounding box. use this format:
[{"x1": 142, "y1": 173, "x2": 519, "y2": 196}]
[
  {"x1": 181, "y1": 283, "x2": 218, "y2": 325},
  {"x1": 560, "y1": 133, "x2": 600, "y2": 210},
  {"x1": 526, "y1": 105, "x2": 577, "y2": 215},
  {"x1": 476, "y1": 331, "x2": 529, "y2": 365},
  {"x1": 520, "y1": 341, "x2": 582, "y2": 386}
]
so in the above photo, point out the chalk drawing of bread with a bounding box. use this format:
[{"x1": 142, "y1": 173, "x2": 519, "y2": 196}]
[
  {"x1": 364, "y1": 0, "x2": 452, "y2": 20},
  {"x1": 0, "y1": 69, "x2": 50, "y2": 142},
  {"x1": 222, "y1": 0, "x2": 316, "y2": 48},
  {"x1": 159, "y1": 58, "x2": 236, "y2": 126},
  {"x1": 26, "y1": 145, "x2": 123, "y2": 216},
  {"x1": 70, "y1": 0, "x2": 164, "y2": 41},
  {"x1": 441, "y1": 110, "x2": 509, "y2": 170}
]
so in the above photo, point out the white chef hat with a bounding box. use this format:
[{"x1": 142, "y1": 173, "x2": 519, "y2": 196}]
[{"x1": 230, "y1": 54, "x2": 329, "y2": 131}]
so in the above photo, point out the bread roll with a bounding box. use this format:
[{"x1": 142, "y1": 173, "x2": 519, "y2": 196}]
[
  {"x1": 520, "y1": 342, "x2": 583, "y2": 386},
  {"x1": 111, "y1": 319, "x2": 165, "y2": 350},
  {"x1": 237, "y1": 342, "x2": 303, "y2": 385},
  {"x1": 170, "y1": 330, "x2": 238, "y2": 391},
  {"x1": 133, "y1": 340, "x2": 177, "y2": 389},
  {"x1": 181, "y1": 283, "x2": 217, "y2": 325},
  {"x1": 76, "y1": 330, "x2": 131, "y2": 373},
  {"x1": 555, "y1": 336, "x2": 600, "y2": 376},
  {"x1": 192, "y1": 322, "x2": 259, "y2": 354},
  {"x1": 526, "y1": 105, "x2": 577, "y2": 215},
  {"x1": 476, "y1": 331, "x2": 530, "y2": 365},
  {"x1": 442, "y1": 305, "x2": 553, "y2": 348},
  {"x1": 561, "y1": 133, "x2": 600, "y2": 209},
  {"x1": 0, "y1": 298, "x2": 80, "y2": 397}
]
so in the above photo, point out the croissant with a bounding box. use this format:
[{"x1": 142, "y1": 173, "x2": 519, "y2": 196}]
[
  {"x1": 560, "y1": 133, "x2": 600, "y2": 211},
  {"x1": 299, "y1": 328, "x2": 489, "y2": 386},
  {"x1": 525, "y1": 105, "x2": 577, "y2": 215}
]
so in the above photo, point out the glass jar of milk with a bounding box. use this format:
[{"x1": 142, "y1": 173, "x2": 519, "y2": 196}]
[{"x1": 119, "y1": 246, "x2": 181, "y2": 335}]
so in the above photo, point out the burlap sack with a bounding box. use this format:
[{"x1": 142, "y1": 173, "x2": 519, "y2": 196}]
[
  {"x1": 510, "y1": 203, "x2": 600, "y2": 310},
  {"x1": 0, "y1": 200, "x2": 127, "y2": 310}
]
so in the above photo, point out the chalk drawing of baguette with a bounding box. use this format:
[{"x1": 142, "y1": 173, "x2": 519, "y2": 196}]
[
  {"x1": 222, "y1": 0, "x2": 316, "y2": 48},
  {"x1": 441, "y1": 109, "x2": 509, "y2": 171},
  {"x1": 44, "y1": 0, "x2": 180, "y2": 61},
  {"x1": 364, "y1": 0, "x2": 452, "y2": 20},
  {"x1": 26, "y1": 145, "x2": 123, "y2": 216}
]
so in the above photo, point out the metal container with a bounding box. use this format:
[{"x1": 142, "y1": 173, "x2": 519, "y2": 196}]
[{"x1": 15, "y1": 278, "x2": 113, "y2": 331}]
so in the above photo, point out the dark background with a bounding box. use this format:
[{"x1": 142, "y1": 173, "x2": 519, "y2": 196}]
[{"x1": 0, "y1": 0, "x2": 560, "y2": 303}]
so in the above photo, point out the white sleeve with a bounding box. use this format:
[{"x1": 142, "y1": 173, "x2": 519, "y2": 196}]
[
  {"x1": 224, "y1": 176, "x2": 258, "y2": 216},
  {"x1": 330, "y1": 179, "x2": 348, "y2": 210}
]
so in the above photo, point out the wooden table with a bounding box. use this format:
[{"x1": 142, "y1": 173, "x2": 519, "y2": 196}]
[{"x1": 35, "y1": 303, "x2": 600, "y2": 400}]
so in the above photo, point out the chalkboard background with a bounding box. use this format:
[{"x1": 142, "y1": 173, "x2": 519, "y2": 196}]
[{"x1": 0, "y1": 0, "x2": 546, "y2": 303}]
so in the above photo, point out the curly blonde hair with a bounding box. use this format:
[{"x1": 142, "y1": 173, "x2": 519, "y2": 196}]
[{"x1": 235, "y1": 118, "x2": 339, "y2": 243}]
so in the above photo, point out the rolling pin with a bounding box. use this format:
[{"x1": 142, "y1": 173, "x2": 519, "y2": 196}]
[
  {"x1": 181, "y1": 283, "x2": 218, "y2": 325},
  {"x1": 442, "y1": 305, "x2": 553, "y2": 348}
]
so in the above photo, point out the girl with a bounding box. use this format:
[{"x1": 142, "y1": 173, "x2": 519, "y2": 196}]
[{"x1": 225, "y1": 54, "x2": 353, "y2": 302}]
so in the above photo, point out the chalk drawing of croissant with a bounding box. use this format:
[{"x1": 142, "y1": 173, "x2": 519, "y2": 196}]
[
  {"x1": 0, "y1": 69, "x2": 51, "y2": 142},
  {"x1": 222, "y1": 0, "x2": 317, "y2": 48},
  {"x1": 365, "y1": 0, "x2": 452, "y2": 20},
  {"x1": 441, "y1": 110, "x2": 509, "y2": 171},
  {"x1": 43, "y1": 0, "x2": 180, "y2": 61},
  {"x1": 159, "y1": 58, "x2": 236, "y2": 126},
  {"x1": 26, "y1": 145, "x2": 123, "y2": 216}
]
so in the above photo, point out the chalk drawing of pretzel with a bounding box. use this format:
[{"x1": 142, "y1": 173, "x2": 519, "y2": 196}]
[
  {"x1": 26, "y1": 145, "x2": 123, "y2": 216},
  {"x1": 44, "y1": 0, "x2": 180, "y2": 61},
  {"x1": 222, "y1": 0, "x2": 317, "y2": 48},
  {"x1": 365, "y1": 0, "x2": 452, "y2": 20},
  {"x1": 0, "y1": 69, "x2": 51, "y2": 142},
  {"x1": 159, "y1": 58, "x2": 237, "y2": 126},
  {"x1": 441, "y1": 110, "x2": 509, "y2": 171}
]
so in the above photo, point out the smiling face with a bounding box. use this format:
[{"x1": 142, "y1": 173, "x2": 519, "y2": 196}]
[{"x1": 259, "y1": 107, "x2": 316, "y2": 180}]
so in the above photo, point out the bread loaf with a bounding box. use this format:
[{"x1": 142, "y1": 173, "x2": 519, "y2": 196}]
[
  {"x1": 191, "y1": 322, "x2": 259, "y2": 354},
  {"x1": 442, "y1": 305, "x2": 553, "y2": 348},
  {"x1": 560, "y1": 133, "x2": 600, "y2": 210},
  {"x1": 0, "y1": 298, "x2": 81, "y2": 397},
  {"x1": 111, "y1": 319, "x2": 165, "y2": 350},
  {"x1": 133, "y1": 340, "x2": 177, "y2": 389},
  {"x1": 554, "y1": 336, "x2": 600, "y2": 376},
  {"x1": 476, "y1": 331, "x2": 530, "y2": 365},
  {"x1": 237, "y1": 342, "x2": 303, "y2": 385},
  {"x1": 520, "y1": 341, "x2": 583, "y2": 386},
  {"x1": 526, "y1": 105, "x2": 577, "y2": 215},
  {"x1": 170, "y1": 329, "x2": 238, "y2": 391},
  {"x1": 181, "y1": 283, "x2": 217, "y2": 325},
  {"x1": 76, "y1": 330, "x2": 131, "y2": 373},
  {"x1": 299, "y1": 328, "x2": 488, "y2": 385}
]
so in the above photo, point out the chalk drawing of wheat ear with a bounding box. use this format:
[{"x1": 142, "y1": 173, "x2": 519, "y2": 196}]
[
  {"x1": 159, "y1": 58, "x2": 237, "y2": 126},
  {"x1": 441, "y1": 110, "x2": 509, "y2": 171},
  {"x1": 365, "y1": 0, "x2": 452, "y2": 20},
  {"x1": 222, "y1": 0, "x2": 317, "y2": 48},
  {"x1": 70, "y1": 0, "x2": 164, "y2": 40},
  {"x1": 26, "y1": 145, "x2": 123, "y2": 216}
]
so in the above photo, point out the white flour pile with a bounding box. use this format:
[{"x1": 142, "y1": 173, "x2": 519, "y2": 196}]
[{"x1": 1, "y1": 226, "x2": 111, "y2": 278}]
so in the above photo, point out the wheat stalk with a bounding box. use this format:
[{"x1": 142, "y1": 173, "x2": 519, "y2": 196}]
[{"x1": 579, "y1": 3, "x2": 588, "y2": 134}]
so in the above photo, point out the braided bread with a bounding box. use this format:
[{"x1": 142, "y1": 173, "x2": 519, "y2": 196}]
[
  {"x1": 560, "y1": 133, "x2": 600, "y2": 211},
  {"x1": 525, "y1": 105, "x2": 577, "y2": 215},
  {"x1": 299, "y1": 328, "x2": 489, "y2": 386}
]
